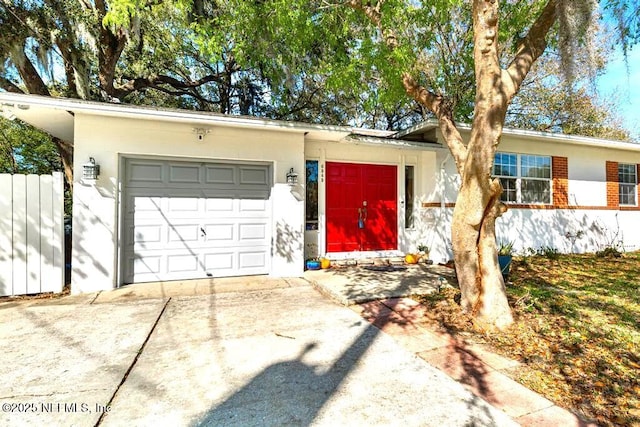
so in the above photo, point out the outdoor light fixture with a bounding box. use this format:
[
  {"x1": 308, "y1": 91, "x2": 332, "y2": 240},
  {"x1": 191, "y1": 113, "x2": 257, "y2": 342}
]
[
  {"x1": 82, "y1": 157, "x2": 100, "y2": 180},
  {"x1": 192, "y1": 127, "x2": 211, "y2": 142},
  {"x1": 286, "y1": 167, "x2": 298, "y2": 185}
]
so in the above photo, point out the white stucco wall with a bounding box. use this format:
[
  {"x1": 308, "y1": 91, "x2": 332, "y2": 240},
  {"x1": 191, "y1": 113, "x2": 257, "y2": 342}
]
[
  {"x1": 72, "y1": 114, "x2": 305, "y2": 293},
  {"x1": 70, "y1": 111, "x2": 640, "y2": 292},
  {"x1": 496, "y1": 208, "x2": 640, "y2": 254},
  {"x1": 424, "y1": 130, "x2": 640, "y2": 262}
]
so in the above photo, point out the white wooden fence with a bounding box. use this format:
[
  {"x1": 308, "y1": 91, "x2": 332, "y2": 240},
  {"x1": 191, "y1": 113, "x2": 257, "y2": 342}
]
[{"x1": 0, "y1": 172, "x2": 64, "y2": 296}]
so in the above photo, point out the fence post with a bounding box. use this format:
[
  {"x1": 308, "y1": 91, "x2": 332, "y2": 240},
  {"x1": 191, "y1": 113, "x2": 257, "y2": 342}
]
[{"x1": 0, "y1": 174, "x2": 13, "y2": 296}]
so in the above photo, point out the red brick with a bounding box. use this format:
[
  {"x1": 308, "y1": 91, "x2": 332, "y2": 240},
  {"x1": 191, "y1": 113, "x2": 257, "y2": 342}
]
[
  {"x1": 380, "y1": 297, "x2": 428, "y2": 322},
  {"x1": 606, "y1": 160, "x2": 619, "y2": 208},
  {"x1": 552, "y1": 156, "x2": 569, "y2": 208}
]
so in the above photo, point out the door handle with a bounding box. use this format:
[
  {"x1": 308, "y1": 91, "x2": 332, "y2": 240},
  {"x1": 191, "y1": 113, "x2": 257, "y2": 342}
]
[
  {"x1": 358, "y1": 207, "x2": 367, "y2": 228},
  {"x1": 200, "y1": 227, "x2": 206, "y2": 237}
]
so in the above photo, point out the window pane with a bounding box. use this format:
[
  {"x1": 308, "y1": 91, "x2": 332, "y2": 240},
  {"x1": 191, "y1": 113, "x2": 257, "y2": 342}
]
[
  {"x1": 619, "y1": 163, "x2": 637, "y2": 184},
  {"x1": 305, "y1": 160, "x2": 319, "y2": 229},
  {"x1": 405, "y1": 165, "x2": 415, "y2": 228},
  {"x1": 499, "y1": 178, "x2": 517, "y2": 203},
  {"x1": 493, "y1": 153, "x2": 516, "y2": 176},
  {"x1": 521, "y1": 155, "x2": 550, "y2": 179},
  {"x1": 620, "y1": 183, "x2": 637, "y2": 205},
  {"x1": 521, "y1": 179, "x2": 551, "y2": 203}
]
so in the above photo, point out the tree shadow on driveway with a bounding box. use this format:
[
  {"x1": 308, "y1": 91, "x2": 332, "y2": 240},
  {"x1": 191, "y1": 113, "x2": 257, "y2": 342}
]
[{"x1": 193, "y1": 272, "x2": 511, "y2": 427}]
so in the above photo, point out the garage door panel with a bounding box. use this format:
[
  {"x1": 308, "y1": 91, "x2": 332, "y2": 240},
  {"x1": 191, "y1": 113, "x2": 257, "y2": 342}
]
[
  {"x1": 130, "y1": 255, "x2": 162, "y2": 276},
  {"x1": 239, "y1": 223, "x2": 267, "y2": 240},
  {"x1": 205, "y1": 198, "x2": 234, "y2": 213},
  {"x1": 127, "y1": 162, "x2": 164, "y2": 187},
  {"x1": 204, "y1": 224, "x2": 234, "y2": 242},
  {"x1": 205, "y1": 165, "x2": 236, "y2": 185},
  {"x1": 123, "y1": 158, "x2": 272, "y2": 283},
  {"x1": 203, "y1": 252, "x2": 234, "y2": 272},
  {"x1": 125, "y1": 195, "x2": 163, "y2": 216},
  {"x1": 167, "y1": 197, "x2": 200, "y2": 214},
  {"x1": 239, "y1": 250, "x2": 268, "y2": 269},
  {"x1": 168, "y1": 164, "x2": 201, "y2": 184},
  {"x1": 239, "y1": 198, "x2": 268, "y2": 212},
  {"x1": 239, "y1": 167, "x2": 269, "y2": 185},
  {"x1": 167, "y1": 254, "x2": 200, "y2": 274},
  {"x1": 132, "y1": 224, "x2": 163, "y2": 246},
  {"x1": 168, "y1": 224, "x2": 200, "y2": 244}
]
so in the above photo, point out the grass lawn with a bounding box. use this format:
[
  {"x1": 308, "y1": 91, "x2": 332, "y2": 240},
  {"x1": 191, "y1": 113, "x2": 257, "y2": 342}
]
[{"x1": 416, "y1": 251, "x2": 640, "y2": 427}]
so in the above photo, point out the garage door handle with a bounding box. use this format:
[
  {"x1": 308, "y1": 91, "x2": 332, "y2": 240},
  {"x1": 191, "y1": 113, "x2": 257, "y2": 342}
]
[{"x1": 200, "y1": 227, "x2": 206, "y2": 237}]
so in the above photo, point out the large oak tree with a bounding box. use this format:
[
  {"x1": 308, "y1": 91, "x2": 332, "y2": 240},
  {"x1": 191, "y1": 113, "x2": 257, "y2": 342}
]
[
  {"x1": 340, "y1": 0, "x2": 639, "y2": 329},
  {"x1": 183, "y1": 0, "x2": 637, "y2": 329}
]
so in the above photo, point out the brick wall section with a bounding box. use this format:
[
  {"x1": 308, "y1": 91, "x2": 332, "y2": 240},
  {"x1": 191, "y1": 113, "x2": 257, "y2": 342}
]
[
  {"x1": 606, "y1": 161, "x2": 619, "y2": 208},
  {"x1": 637, "y1": 164, "x2": 640, "y2": 206},
  {"x1": 552, "y1": 156, "x2": 568, "y2": 208}
]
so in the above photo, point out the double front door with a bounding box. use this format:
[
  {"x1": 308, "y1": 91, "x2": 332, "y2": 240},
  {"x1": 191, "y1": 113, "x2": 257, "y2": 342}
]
[{"x1": 326, "y1": 162, "x2": 397, "y2": 252}]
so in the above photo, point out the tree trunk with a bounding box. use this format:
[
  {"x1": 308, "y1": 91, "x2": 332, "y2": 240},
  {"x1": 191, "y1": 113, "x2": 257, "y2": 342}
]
[
  {"x1": 52, "y1": 137, "x2": 74, "y2": 191},
  {"x1": 452, "y1": 172, "x2": 513, "y2": 330},
  {"x1": 446, "y1": 0, "x2": 515, "y2": 331},
  {"x1": 352, "y1": 0, "x2": 558, "y2": 331}
]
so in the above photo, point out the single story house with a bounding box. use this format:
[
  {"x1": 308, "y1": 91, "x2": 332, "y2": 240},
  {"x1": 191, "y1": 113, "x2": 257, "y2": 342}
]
[{"x1": 1, "y1": 93, "x2": 639, "y2": 294}]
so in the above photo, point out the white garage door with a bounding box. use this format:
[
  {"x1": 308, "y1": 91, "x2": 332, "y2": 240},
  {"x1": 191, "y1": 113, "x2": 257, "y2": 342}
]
[{"x1": 122, "y1": 158, "x2": 272, "y2": 283}]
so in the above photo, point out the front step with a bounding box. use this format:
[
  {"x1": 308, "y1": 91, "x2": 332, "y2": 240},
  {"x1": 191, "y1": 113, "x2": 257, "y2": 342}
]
[{"x1": 332, "y1": 256, "x2": 429, "y2": 267}]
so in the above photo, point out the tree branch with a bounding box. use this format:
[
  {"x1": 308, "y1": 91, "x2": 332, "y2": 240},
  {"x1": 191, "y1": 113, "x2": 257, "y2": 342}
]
[
  {"x1": 345, "y1": 0, "x2": 384, "y2": 26},
  {"x1": 504, "y1": 0, "x2": 558, "y2": 100},
  {"x1": 0, "y1": 76, "x2": 25, "y2": 93},
  {"x1": 402, "y1": 73, "x2": 467, "y2": 172},
  {"x1": 114, "y1": 72, "x2": 230, "y2": 99},
  {"x1": 347, "y1": 0, "x2": 467, "y2": 169},
  {"x1": 10, "y1": 50, "x2": 50, "y2": 96}
]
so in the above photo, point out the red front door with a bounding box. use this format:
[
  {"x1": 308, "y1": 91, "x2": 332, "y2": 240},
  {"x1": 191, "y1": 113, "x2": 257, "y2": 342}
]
[{"x1": 326, "y1": 162, "x2": 397, "y2": 252}]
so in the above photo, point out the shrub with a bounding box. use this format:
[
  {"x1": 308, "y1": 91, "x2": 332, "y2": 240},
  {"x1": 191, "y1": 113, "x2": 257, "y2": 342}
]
[{"x1": 596, "y1": 246, "x2": 622, "y2": 258}]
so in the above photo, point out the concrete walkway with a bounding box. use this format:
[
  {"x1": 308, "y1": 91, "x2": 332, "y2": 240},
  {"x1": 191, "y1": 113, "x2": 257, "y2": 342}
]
[
  {"x1": 0, "y1": 277, "x2": 516, "y2": 427},
  {"x1": 305, "y1": 263, "x2": 456, "y2": 305},
  {"x1": 306, "y1": 265, "x2": 598, "y2": 426},
  {"x1": 349, "y1": 297, "x2": 597, "y2": 426}
]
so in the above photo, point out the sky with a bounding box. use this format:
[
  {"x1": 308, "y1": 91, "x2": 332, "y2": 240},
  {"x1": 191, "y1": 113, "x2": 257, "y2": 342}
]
[{"x1": 596, "y1": 47, "x2": 640, "y2": 141}]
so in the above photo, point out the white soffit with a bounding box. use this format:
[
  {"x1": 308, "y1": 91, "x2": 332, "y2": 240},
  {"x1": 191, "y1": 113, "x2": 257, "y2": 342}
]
[{"x1": 1, "y1": 102, "x2": 74, "y2": 142}]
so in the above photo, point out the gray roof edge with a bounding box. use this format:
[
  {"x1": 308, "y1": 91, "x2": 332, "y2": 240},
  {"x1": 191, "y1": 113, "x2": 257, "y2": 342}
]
[
  {"x1": 391, "y1": 119, "x2": 439, "y2": 139},
  {"x1": 0, "y1": 93, "x2": 388, "y2": 138},
  {"x1": 500, "y1": 126, "x2": 640, "y2": 151},
  {"x1": 343, "y1": 133, "x2": 448, "y2": 150},
  {"x1": 4, "y1": 92, "x2": 638, "y2": 152},
  {"x1": 393, "y1": 118, "x2": 640, "y2": 152}
]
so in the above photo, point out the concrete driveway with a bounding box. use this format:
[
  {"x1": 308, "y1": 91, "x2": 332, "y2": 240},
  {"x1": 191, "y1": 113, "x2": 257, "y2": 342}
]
[{"x1": 0, "y1": 278, "x2": 516, "y2": 427}]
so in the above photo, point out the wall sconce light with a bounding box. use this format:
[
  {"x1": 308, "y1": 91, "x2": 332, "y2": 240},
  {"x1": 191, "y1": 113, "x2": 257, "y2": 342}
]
[
  {"x1": 286, "y1": 168, "x2": 298, "y2": 186},
  {"x1": 82, "y1": 157, "x2": 100, "y2": 180}
]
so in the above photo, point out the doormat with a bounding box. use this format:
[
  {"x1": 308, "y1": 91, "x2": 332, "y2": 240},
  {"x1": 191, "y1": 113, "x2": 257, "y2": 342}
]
[{"x1": 362, "y1": 265, "x2": 407, "y2": 272}]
